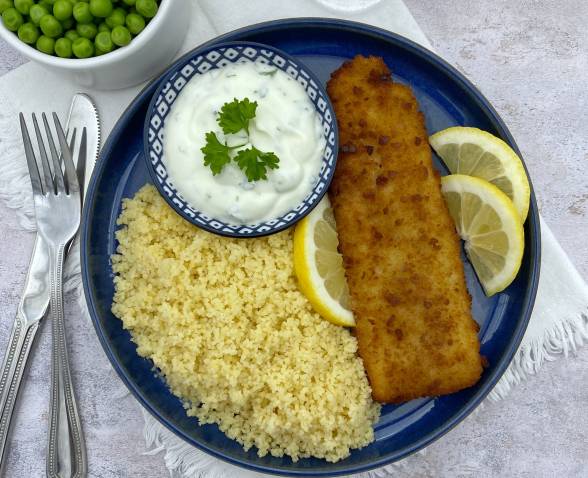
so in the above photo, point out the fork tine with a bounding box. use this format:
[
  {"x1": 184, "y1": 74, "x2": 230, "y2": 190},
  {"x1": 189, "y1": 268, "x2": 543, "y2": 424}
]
[
  {"x1": 76, "y1": 128, "x2": 87, "y2": 198},
  {"x1": 68, "y1": 129, "x2": 77, "y2": 186},
  {"x1": 19, "y1": 113, "x2": 44, "y2": 196},
  {"x1": 67, "y1": 129, "x2": 76, "y2": 169},
  {"x1": 32, "y1": 113, "x2": 56, "y2": 195},
  {"x1": 64, "y1": 128, "x2": 75, "y2": 165},
  {"x1": 74, "y1": 128, "x2": 86, "y2": 194},
  {"x1": 65, "y1": 129, "x2": 77, "y2": 187},
  {"x1": 53, "y1": 113, "x2": 79, "y2": 194},
  {"x1": 42, "y1": 113, "x2": 65, "y2": 193}
]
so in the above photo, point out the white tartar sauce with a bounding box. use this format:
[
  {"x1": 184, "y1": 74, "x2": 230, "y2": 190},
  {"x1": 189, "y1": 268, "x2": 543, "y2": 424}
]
[{"x1": 163, "y1": 62, "x2": 326, "y2": 225}]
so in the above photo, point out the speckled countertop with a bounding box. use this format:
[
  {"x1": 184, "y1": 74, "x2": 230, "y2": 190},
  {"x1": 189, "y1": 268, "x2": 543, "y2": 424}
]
[{"x1": 0, "y1": 1, "x2": 587, "y2": 476}]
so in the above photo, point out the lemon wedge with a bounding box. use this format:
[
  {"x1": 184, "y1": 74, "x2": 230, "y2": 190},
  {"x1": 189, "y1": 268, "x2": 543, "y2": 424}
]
[
  {"x1": 441, "y1": 174, "x2": 524, "y2": 296},
  {"x1": 293, "y1": 196, "x2": 355, "y2": 327},
  {"x1": 430, "y1": 126, "x2": 530, "y2": 221}
]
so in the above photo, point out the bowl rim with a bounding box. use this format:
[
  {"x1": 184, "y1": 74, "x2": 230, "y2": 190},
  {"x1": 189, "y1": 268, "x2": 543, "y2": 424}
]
[
  {"x1": 142, "y1": 40, "x2": 339, "y2": 238},
  {"x1": 82, "y1": 18, "x2": 541, "y2": 477},
  {"x1": 0, "y1": 0, "x2": 172, "y2": 67}
]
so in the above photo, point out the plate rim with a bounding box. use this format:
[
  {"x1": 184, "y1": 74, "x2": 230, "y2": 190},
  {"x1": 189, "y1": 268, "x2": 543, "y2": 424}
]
[{"x1": 82, "y1": 17, "x2": 541, "y2": 477}]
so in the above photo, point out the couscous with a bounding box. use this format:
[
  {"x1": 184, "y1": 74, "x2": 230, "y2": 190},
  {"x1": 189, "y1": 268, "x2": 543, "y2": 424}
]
[{"x1": 111, "y1": 185, "x2": 380, "y2": 462}]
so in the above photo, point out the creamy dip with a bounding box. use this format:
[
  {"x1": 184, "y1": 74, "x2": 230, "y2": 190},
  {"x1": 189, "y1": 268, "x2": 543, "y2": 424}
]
[{"x1": 163, "y1": 62, "x2": 326, "y2": 225}]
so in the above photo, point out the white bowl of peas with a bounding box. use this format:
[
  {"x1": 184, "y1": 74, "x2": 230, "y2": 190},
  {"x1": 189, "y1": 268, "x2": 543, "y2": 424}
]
[{"x1": 0, "y1": 0, "x2": 189, "y2": 89}]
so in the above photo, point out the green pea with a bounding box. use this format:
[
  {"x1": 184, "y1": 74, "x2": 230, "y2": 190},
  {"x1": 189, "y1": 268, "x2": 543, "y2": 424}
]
[
  {"x1": 135, "y1": 0, "x2": 156, "y2": 18},
  {"x1": 76, "y1": 21, "x2": 97, "y2": 39},
  {"x1": 104, "y1": 6, "x2": 124, "y2": 27},
  {"x1": 36, "y1": 34, "x2": 55, "y2": 54},
  {"x1": 72, "y1": 36, "x2": 94, "y2": 58},
  {"x1": 110, "y1": 24, "x2": 130, "y2": 46},
  {"x1": 125, "y1": 12, "x2": 143, "y2": 35},
  {"x1": 39, "y1": 14, "x2": 62, "y2": 37},
  {"x1": 64, "y1": 28, "x2": 79, "y2": 41},
  {"x1": 94, "y1": 30, "x2": 112, "y2": 53},
  {"x1": 29, "y1": 4, "x2": 48, "y2": 25},
  {"x1": 43, "y1": 0, "x2": 56, "y2": 4},
  {"x1": 38, "y1": 0, "x2": 53, "y2": 11},
  {"x1": 52, "y1": 0, "x2": 72, "y2": 20},
  {"x1": 72, "y1": 2, "x2": 92, "y2": 23},
  {"x1": 17, "y1": 21, "x2": 38, "y2": 44},
  {"x1": 54, "y1": 36, "x2": 72, "y2": 57},
  {"x1": 1, "y1": 7, "x2": 23, "y2": 31},
  {"x1": 0, "y1": 0, "x2": 13, "y2": 15},
  {"x1": 60, "y1": 16, "x2": 73, "y2": 29},
  {"x1": 89, "y1": 0, "x2": 112, "y2": 18},
  {"x1": 97, "y1": 21, "x2": 109, "y2": 32},
  {"x1": 121, "y1": 0, "x2": 135, "y2": 5},
  {"x1": 14, "y1": 0, "x2": 32, "y2": 15}
]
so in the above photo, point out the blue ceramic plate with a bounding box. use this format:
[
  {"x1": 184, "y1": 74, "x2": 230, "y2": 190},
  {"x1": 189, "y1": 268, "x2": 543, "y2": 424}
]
[
  {"x1": 82, "y1": 19, "x2": 540, "y2": 477},
  {"x1": 144, "y1": 41, "x2": 338, "y2": 238}
]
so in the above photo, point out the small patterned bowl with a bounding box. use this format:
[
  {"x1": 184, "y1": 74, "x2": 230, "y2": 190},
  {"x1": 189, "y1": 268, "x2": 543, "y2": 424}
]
[{"x1": 144, "y1": 41, "x2": 338, "y2": 238}]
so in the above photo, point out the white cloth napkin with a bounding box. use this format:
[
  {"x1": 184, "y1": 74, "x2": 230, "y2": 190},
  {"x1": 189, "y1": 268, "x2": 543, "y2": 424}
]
[{"x1": 0, "y1": 1, "x2": 586, "y2": 477}]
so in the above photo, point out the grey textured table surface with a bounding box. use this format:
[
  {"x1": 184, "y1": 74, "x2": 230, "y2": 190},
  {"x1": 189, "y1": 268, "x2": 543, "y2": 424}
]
[{"x1": 0, "y1": 1, "x2": 587, "y2": 477}]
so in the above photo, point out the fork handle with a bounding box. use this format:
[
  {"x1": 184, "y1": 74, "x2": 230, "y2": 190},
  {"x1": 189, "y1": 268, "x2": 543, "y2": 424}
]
[
  {"x1": 47, "y1": 244, "x2": 87, "y2": 478},
  {"x1": 0, "y1": 314, "x2": 40, "y2": 467}
]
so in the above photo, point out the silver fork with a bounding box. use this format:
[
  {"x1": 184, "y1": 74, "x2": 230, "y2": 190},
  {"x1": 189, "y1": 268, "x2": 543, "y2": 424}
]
[{"x1": 20, "y1": 113, "x2": 87, "y2": 478}]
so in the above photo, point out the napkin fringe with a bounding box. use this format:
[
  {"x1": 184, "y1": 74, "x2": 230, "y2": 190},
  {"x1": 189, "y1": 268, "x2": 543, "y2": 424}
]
[
  {"x1": 142, "y1": 407, "x2": 251, "y2": 478},
  {"x1": 489, "y1": 310, "x2": 588, "y2": 400},
  {"x1": 140, "y1": 404, "x2": 422, "y2": 478}
]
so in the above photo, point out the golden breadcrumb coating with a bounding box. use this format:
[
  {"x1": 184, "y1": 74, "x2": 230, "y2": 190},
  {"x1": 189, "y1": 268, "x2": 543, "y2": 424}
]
[{"x1": 327, "y1": 55, "x2": 483, "y2": 403}]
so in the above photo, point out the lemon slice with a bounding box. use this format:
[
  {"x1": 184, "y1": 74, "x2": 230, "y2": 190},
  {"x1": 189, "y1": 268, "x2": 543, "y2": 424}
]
[
  {"x1": 441, "y1": 174, "x2": 524, "y2": 296},
  {"x1": 430, "y1": 126, "x2": 530, "y2": 221},
  {"x1": 293, "y1": 196, "x2": 355, "y2": 327}
]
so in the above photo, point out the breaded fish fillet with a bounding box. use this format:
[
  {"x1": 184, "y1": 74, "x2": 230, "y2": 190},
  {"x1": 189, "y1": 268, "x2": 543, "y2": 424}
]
[{"x1": 327, "y1": 56, "x2": 482, "y2": 403}]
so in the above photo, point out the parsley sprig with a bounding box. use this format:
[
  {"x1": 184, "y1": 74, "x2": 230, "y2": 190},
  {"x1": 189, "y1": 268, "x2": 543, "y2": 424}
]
[
  {"x1": 235, "y1": 147, "x2": 279, "y2": 182},
  {"x1": 201, "y1": 132, "x2": 234, "y2": 175},
  {"x1": 218, "y1": 97, "x2": 257, "y2": 135},
  {"x1": 201, "y1": 98, "x2": 280, "y2": 182}
]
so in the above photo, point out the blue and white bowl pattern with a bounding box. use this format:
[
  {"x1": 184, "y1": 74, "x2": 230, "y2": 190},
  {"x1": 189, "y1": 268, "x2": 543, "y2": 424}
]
[{"x1": 145, "y1": 42, "x2": 338, "y2": 238}]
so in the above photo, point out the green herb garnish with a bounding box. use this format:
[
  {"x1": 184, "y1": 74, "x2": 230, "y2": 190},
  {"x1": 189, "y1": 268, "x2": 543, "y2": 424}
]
[
  {"x1": 234, "y1": 147, "x2": 280, "y2": 182},
  {"x1": 201, "y1": 132, "x2": 233, "y2": 175},
  {"x1": 217, "y1": 97, "x2": 258, "y2": 135},
  {"x1": 201, "y1": 98, "x2": 280, "y2": 182}
]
